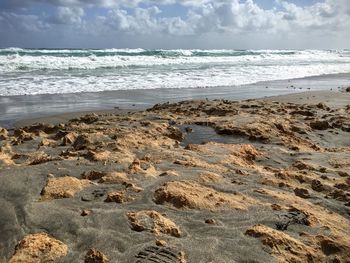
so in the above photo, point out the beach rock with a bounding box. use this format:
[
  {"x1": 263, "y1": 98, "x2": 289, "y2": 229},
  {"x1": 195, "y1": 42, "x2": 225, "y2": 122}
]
[
  {"x1": 154, "y1": 180, "x2": 256, "y2": 210},
  {"x1": 292, "y1": 160, "x2": 315, "y2": 171},
  {"x1": 338, "y1": 171, "x2": 349, "y2": 177},
  {"x1": 84, "y1": 150, "x2": 110, "y2": 162},
  {"x1": 0, "y1": 127, "x2": 8, "y2": 140},
  {"x1": 13, "y1": 129, "x2": 34, "y2": 141},
  {"x1": 61, "y1": 132, "x2": 77, "y2": 146},
  {"x1": 39, "y1": 138, "x2": 57, "y2": 148},
  {"x1": 29, "y1": 153, "x2": 61, "y2": 166},
  {"x1": 124, "y1": 183, "x2": 144, "y2": 193},
  {"x1": 199, "y1": 172, "x2": 223, "y2": 183},
  {"x1": 290, "y1": 110, "x2": 315, "y2": 116},
  {"x1": 73, "y1": 134, "x2": 92, "y2": 150},
  {"x1": 166, "y1": 127, "x2": 184, "y2": 141},
  {"x1": 239, "y1": 144, "x2": 261, "y2": 162},
  {"x1": 327, "y1": 190, "x2": 350, "y2": 202},
  {"x1": 316, "y1": 102, "x2": 330, "y2": 111},
  {"x1": 128, "y1": 159, "x2": 157, "y2": 176},
  {"x1": 82, "y1": 171, "x2": 107, "y2": 180},
  {"x1": 84, "y1": 248, "x2": 109, "y2": 263},
  {"x1": 105, "y1": 191, "x2": 133, "y2": 203},
  {"x1": 309, "y1": 120, "x2": 330, "y2": 130},
  {"x1": 41, "y1": 176, "x2": 93, "y2": 200},
  {"x1": 99, "y1": 172, "x2": 130, "y2": 184},
  {"x1": 311, "y1": 180, "x2": 324, "y2": 192},
  {"x1": 9, "y1": 233, "x2": 68, "y2": 263},
  {"x1": 184, "y1": 144, "x2": 201, "y2": 151},
  {"x1": 294, "y1": 188, "x2": 311, "y2": 198},
  {"x1": 80, "y1": 113, "x2": 99, "y2": 124},
  {"x1": 23, "y1": 123, "x2": 58, "y2": 135},
  {"x1": 345, "y1": 87, "x2": 350, "y2": 92},
  {"x1": 127, "y1": 210, "x2": 181, "y2": 237},
  {"x1": 334, "y1": 183, "x2": 349, "y2": 191},
  {"x1": 275, "y1": 211, "x2": 310, "y2": 230},
  {"x1": 317, "y1": 235, "x2": 350, "y2": 260},
  {"x1": 290, "y1": 124, "x2": 308, "y2": 134},
  {"x1": 271, "y1": 204, "x2": 282, "y2": 211},
  {"x1": 0, "y1": 150, "x2": 15, "y2": 166}
]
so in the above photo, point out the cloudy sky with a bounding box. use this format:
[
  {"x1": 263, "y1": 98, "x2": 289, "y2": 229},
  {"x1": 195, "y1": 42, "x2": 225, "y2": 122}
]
[{"x1": 0, "y1": 0, "x2": 349, "y2": 49}]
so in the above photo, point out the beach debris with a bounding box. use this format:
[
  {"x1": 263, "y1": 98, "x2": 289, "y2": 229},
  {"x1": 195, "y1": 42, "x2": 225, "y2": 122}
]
[{"x1": 9, "y1": 233, "x2": 68, "y2": 263}]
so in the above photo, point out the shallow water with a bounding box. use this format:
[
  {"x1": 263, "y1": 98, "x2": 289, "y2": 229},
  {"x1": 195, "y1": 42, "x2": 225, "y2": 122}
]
[{"x1": 180, "y1": 125, "x2": 248, "y2": 146}]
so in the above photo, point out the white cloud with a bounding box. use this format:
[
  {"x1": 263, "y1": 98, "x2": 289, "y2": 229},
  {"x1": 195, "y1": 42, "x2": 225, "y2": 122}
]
[
  {"x1": 0, "y1": 0, "x2": 349, "y2": 48},
  {"x1": 49, "y1": 7, "x2": 85, "y2": 25},
  {"x1": 0, "y1": 12, "x2": 49, "y2": 32}
]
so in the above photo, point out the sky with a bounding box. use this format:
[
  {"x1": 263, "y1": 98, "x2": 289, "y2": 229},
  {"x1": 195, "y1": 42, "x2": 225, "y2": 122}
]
[{"x1": 0, "y1": 0, "x2": 349, "y2": 49}]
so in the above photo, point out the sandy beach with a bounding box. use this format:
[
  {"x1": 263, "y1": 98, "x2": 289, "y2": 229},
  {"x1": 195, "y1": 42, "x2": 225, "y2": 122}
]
[
  {"x1": 1, "y1": 88, "x2": 349, "y2": 262},
  {"x1": 2, "y1": 0, "x2": 350, "y2": 261}
]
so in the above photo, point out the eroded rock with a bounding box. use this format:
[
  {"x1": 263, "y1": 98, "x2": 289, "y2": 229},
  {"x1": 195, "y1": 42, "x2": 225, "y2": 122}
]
[
  {"x1": 84, "y1": 248, "x2": 109, "y2": 263},
  {"x1": 41, "y1": 176, "x2": 93, "y2": 200},
  {"x1": 154, "y1": 180, "x2": 256, "y2": 210},
  {"x1": 9, "y1": 233, "x2": 68, "y2": 263},
  {"x1": 127, "y1": 210, "x2": 181, "y2": 237}
]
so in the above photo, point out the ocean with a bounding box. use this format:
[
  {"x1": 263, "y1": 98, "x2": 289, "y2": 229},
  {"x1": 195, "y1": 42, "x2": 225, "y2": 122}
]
[{"x1": 0, "y1": 48, "x2": 350, "y2": 96}]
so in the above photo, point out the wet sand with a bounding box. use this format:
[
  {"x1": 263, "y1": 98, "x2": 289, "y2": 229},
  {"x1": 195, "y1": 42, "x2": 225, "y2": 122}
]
[{"x1": 1, "y1": 89, "x2": 350, "y2": 263}]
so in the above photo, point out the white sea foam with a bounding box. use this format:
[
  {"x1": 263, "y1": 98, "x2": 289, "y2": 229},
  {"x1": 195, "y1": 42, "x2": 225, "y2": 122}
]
[{"x1": 0, "y1": 49, "x2": 349, "y2": 96}]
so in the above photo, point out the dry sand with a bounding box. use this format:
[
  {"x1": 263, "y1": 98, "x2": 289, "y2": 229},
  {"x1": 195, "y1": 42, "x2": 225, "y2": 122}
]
[{"x1": 0, "y1": 90, "x2": 350, "y2": 262}]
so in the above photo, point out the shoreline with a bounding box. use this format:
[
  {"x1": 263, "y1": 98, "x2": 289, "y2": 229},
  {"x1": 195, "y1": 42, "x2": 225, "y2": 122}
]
[
  {"x1": 1, "y1": 87, "x2": 349, "y2": 262},
  {"x1": 12, "y1": 89, "x2": 350, "y2": 129},
  {"x1": 1, "y1": 72, "x2": 350, "y2": 128}
]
